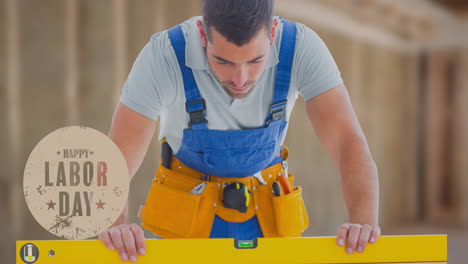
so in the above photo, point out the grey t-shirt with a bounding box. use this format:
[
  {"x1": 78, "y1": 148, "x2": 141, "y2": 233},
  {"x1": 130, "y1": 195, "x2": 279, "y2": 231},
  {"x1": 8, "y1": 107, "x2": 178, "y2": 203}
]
[{"x1": 120, "y1": 17, "x2": 343, "y2": 154}]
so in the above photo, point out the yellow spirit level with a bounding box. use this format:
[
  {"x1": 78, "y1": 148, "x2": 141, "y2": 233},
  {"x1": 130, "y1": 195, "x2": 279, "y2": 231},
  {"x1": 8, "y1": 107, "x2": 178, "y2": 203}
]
[{"x1": 16, "y1": 235, "x2": 447, "y2": 264}]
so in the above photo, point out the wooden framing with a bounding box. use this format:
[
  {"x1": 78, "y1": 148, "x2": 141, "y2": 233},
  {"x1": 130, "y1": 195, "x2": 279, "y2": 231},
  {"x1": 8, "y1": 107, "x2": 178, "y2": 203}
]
[{"x1": 65, "y1": 0, "x2": 79, "y2": 125}]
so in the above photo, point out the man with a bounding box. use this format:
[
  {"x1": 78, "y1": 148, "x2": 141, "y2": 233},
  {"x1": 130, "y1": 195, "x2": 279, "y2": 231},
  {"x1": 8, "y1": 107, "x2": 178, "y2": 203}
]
[{"x1": 99, "y1": 0, "x2": 381, "y2": 262}]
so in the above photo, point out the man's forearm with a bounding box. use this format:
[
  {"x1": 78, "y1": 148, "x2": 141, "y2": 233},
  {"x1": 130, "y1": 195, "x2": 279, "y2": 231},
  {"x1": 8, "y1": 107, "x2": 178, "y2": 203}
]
[{"x1": 337, "y1": 137, "x2": 379, "y2": 225}]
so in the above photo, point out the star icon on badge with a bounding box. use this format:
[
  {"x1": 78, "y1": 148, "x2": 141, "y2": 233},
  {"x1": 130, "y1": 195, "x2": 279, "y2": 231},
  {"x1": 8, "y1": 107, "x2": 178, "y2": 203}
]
[
  {"x1": 46, "y1": 200, "x2": 56, "y2": 210},
  {"x1": 96, "y1": 200, "x2": 105, "y2": 210}
]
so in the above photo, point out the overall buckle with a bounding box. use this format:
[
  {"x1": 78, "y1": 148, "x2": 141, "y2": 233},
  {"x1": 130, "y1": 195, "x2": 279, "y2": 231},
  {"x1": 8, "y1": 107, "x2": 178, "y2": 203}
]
[
  {"x1": 185, "y1": 99, "x2": 207, "y2": 129},
  {"x1": 267, "y1": 100, "x2": 288, "y2": 124}
]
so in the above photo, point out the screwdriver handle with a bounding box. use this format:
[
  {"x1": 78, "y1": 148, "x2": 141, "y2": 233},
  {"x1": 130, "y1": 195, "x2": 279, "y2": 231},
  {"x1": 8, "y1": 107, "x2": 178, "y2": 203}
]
[{"x1": 278, "y1": 174, "x2": 293, "y2": 194}]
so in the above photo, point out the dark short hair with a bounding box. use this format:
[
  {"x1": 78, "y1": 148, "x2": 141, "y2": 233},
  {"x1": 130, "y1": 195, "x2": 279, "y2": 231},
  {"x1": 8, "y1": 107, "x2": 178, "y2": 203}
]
[{"x1": 202, "y1": 0, "x2": 275, "y2": 46}]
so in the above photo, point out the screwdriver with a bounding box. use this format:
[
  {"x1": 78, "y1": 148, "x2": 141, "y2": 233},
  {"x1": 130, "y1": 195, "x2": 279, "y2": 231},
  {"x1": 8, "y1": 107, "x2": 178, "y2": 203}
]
[
  {"x1": 278, "y1": 174, "x2": 293, "y2": 194},
  {"x1": 272, "y1": 182, "x2": 282, "y2": 196}
]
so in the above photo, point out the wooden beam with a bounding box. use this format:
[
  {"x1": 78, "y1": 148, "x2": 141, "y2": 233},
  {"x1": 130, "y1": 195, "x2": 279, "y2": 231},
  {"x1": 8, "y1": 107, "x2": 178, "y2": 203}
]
[
  {"x1": 65, "y1": 0, "x2": 79, "y2": 125},
  {"x1": 275, "y1": 0, "x2": 420, "y2": 53},
  {"x1": 279, "y1": 0, "x2": 468, "y2": 50},
  {"x1": 433, "y1": 0, "x2": 468, "y2": 12},
  {"x1": 112, "y1": 0, "x2": 128, "y2": 108},
  {"x1": 154, "y1": 0, "x2": 168, "y2": 32},
  {"x1": 6, "y1": 0, "x2": 23, "y2": 238}
]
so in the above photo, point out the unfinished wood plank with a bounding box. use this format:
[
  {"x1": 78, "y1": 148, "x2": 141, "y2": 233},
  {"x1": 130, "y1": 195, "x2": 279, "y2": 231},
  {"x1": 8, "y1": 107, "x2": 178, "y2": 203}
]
[
  {"x1": 65, "y1": 0, "x2": 79, "y2": 125},
  {"x1": 154, "y1": 0, "x2": 168, "y2": 32},
  {"x1": 6, "y1": 0, "x2": 23, "y2": 238},
  {"x1": 112, "y1": 0, "x2": 128, "y2": 109}
]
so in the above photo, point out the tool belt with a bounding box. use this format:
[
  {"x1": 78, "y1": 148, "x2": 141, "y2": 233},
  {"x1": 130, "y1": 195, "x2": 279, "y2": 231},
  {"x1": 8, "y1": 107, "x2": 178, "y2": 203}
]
[{"x1": 138, "y1": 146, "x2": 309, "y2": 239}]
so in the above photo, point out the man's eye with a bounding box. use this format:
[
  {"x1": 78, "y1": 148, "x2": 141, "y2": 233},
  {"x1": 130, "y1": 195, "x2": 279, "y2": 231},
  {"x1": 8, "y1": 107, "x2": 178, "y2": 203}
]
[
  {"x1": 251, "y1": 60, "x2": 262, "y2": 64},
  {"x1": 217, "y1": 61, "x2": 228, "y2": 65}
]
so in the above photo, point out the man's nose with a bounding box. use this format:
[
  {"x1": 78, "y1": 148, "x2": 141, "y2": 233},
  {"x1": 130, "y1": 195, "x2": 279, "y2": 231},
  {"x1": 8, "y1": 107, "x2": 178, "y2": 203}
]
[{"x1": 232, "y1": 65, "x2": 248, "y2": 88}]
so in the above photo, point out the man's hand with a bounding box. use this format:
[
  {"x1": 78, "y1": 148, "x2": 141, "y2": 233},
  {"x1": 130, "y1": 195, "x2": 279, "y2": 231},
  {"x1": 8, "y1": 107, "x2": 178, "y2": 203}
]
[
  {"x1": 336, "y1": 223, "x2": 381, "y2": 254},
  {"x1": 99, "y1": 223, "x2": 146, "y2": 262},
  {"x1": 99, "y1": 104, "x2": 155, "y2": 262}
]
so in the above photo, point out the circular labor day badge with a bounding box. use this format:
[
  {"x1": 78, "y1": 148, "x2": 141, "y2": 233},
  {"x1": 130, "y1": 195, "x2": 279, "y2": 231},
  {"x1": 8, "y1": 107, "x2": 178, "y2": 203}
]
[{"x1": 23, "y1": 126, "x2": 129, "y2": 240}]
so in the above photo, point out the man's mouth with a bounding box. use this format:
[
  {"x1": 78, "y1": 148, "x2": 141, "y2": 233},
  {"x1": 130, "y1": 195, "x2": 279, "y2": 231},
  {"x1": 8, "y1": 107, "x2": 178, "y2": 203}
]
[{"x1": 230, "y1": 86, "x2": 251, "y2": 93}]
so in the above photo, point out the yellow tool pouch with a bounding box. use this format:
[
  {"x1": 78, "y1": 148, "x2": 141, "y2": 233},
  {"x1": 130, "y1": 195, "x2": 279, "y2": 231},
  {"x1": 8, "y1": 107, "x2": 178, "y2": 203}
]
[
  {"x1": 252, "y1": 172, "x2": 309, "y2": 237},
  {"x1": 272, "y1": 185, "x2": 309, "y2": 236},
  {"x1": 139, "y1": 163, "x2": 219, "y2": 238}
]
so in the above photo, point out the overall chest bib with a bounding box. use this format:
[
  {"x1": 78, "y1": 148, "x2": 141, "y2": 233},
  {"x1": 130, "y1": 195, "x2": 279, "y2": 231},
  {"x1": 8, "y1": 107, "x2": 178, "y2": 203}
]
[{"x1": 171, "y1": 19, "x2": 297, "y2": 178}]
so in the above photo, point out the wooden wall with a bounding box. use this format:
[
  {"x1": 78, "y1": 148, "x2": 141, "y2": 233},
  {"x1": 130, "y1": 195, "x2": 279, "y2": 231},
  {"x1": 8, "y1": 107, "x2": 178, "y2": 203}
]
[{"x1": 424, "y1": 48, "x2": 468, "y2": 226}]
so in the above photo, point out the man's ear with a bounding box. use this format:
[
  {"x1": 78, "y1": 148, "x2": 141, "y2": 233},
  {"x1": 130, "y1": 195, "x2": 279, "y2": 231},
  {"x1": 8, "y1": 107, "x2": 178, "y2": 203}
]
[
  {"x1": 197, "y1": 20, "x2": 207, "y2": 48},
  {"x1": 270, "y1": 18, "x2": 279, "y2": 45}
]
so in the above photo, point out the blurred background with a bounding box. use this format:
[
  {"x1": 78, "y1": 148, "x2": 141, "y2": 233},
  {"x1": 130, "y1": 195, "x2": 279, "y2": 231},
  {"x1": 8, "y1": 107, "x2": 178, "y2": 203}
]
[{"x1": 1, "y1": 0, "x2": 467, "y2": 263}]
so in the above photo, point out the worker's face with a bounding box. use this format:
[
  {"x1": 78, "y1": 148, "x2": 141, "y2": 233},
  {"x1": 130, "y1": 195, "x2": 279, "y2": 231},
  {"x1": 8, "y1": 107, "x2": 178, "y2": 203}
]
[{"x1": 197, "y1": 20, "x2": 278, "y2": 99}]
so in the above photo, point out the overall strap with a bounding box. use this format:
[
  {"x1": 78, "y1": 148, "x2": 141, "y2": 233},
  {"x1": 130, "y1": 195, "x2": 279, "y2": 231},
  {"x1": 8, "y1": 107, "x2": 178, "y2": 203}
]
[
  {"x1": 168, "y1": 25, "x2": 208, "y2": 130},
  {"x1": 265, "y1": 18, "x2": 297, "y2": 126}
]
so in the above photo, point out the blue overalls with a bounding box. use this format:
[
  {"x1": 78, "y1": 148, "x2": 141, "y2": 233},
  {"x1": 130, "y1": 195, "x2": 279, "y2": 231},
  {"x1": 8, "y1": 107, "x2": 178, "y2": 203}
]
[{"x1": 167, "y1": 18, "x2": 297, "y2": 240}]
